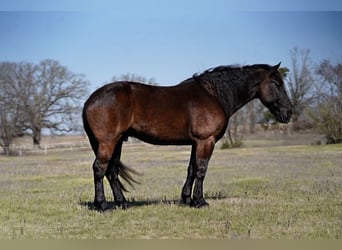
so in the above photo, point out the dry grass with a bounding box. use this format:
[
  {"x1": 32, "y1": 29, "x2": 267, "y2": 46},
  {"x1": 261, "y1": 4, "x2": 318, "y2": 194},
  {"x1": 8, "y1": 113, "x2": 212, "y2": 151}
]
[{"x1": 0, "y1": 133, "x2": 341, "y2": 239}]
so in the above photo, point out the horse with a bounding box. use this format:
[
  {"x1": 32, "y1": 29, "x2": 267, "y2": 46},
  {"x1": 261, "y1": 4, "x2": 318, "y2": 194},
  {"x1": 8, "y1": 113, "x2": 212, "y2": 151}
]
[{"x1": 82, "y1": 63, "x2": 292, "y2": 211}]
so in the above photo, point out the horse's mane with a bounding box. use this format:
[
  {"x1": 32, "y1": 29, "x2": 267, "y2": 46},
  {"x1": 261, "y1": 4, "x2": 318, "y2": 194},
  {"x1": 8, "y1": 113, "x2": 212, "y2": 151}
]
[
  {"x1": 187, "y1": 64, "x2": 273, "y2": 116},
  {"x1": 190, "y1": 64, "x2": 273, "y2": 93},
  {"x1": 180, "y1": 64, "x2": 273, "y2": 93},
  {"x1": 193, "y1": 64, "x2": 272, "y2": 79},
  {"x1": 193, "y1": 65, "x2": 242, "y2": 78}
]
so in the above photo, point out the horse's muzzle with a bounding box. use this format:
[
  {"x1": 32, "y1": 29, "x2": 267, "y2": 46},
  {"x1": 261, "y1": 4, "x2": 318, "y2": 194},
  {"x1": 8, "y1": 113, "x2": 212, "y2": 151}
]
[{"x1": 279, "y1": 109, "x2": 292, "y2": 123}]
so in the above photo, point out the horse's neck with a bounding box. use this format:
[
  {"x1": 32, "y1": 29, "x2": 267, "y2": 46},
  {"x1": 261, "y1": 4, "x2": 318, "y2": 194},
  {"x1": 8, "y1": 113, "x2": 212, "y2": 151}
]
[{"x1": 211, "y1": 74, "x2": 257, "y2": 117}]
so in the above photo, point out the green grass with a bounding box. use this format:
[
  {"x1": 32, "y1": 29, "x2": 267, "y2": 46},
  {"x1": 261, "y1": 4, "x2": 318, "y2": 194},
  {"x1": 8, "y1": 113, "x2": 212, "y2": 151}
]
[{"x1": 0, "y1": 142, "x2": 341, "y2": 239}]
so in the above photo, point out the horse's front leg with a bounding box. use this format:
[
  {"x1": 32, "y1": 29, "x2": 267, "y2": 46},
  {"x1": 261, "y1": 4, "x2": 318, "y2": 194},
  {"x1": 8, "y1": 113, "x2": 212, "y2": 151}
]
[{"x1": 192, "y1": 137, "x2": 215, "y2": 208}]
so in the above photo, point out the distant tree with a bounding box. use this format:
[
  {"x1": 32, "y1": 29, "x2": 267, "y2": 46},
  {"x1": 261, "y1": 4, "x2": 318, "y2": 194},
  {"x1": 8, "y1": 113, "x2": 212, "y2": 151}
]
[
  {"x1": 221, "y1": 111, "x2": 245, "y2": 149},
  {"x1": 310, "y1": 60, "x2": 342, "y2": 144},
  {"x1": 286, "y1": 47, "x2": 314, "y2": 123},
  {"x1": 316, "y1": 60, "x2": 342, "y2": 98},
  {"x1": 0, "y1": 59, "x2": 89, "y2": 147},
  {"x1": 246, "y1": 101, "x2": 256, "y2": 134},
  {"x1": 112, "y1": 73, "x2": 158, "y2": 85},
  {"x1": 0, "y1": 63, "x2": 25, "y2": 154}
]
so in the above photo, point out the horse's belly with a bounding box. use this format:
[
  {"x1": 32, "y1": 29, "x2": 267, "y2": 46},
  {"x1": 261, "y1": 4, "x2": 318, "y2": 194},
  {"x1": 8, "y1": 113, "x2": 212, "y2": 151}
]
[{"x1": 129, "y1": 115, "x2": 191, "y2": 145}]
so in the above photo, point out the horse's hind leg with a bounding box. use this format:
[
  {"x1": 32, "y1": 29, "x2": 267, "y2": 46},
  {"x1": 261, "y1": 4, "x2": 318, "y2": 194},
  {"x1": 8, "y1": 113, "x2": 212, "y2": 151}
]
[
  {"x1": 181, "y1": 145, "x2": 196, "y2": 205},
  {"x1": 106, "y1": 138, "x2": 129, "y2": 209},
  {"x1": 93, "y1": 142, "x2": 116, "y2": 211}
]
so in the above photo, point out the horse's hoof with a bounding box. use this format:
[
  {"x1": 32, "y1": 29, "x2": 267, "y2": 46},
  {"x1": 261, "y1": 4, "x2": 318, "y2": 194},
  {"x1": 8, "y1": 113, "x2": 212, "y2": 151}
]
[
  {"x1": 121, "y1": 202, "x2": 131, "y2": 210},
  {"x1": 180, "y1": 196, "x2": 192, "y2": 206},
  {"x1": 191, "y1": 199, "x2": 209, "y2": 208},
  {"x1": 94, "y1": 201, "x2": 110, "y2": 212},
  {"x1": 116, "y1": 201, "x2": 131, "y2": 210}
]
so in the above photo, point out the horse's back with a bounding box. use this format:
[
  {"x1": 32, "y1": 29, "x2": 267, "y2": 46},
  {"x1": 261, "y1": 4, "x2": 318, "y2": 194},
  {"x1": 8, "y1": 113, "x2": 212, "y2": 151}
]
[{"x1": 128, "y1": 82, "x2": 197, "y2": 144}]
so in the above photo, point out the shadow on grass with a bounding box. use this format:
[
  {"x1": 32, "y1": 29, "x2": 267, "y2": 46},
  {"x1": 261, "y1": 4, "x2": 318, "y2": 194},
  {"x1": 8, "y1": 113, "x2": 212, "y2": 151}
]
[
  {"x1": 79, "y1": 192, "x2": 229, "y2": 212},
  {"x1": 79, "y1": 198, "x2": 182, "y2": 212}
]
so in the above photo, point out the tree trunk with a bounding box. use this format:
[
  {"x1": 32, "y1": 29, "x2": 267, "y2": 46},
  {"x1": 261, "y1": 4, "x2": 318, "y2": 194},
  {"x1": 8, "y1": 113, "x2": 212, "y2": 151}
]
[
  {"x1": 32, "y1": 127, "x2": 42, "y2": 148},
  {"x1": 1, "y1": 135, "x2": 12, "y2": 155},
  {"x1": 248, "y1": 101, "x2": 256, "y2": 134}
]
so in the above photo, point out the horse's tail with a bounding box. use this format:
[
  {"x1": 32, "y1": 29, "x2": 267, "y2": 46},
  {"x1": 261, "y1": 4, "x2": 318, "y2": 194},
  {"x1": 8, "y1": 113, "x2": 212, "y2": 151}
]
[{"x1": 117, "y1": 160, "x2": 142, "y2": 192}]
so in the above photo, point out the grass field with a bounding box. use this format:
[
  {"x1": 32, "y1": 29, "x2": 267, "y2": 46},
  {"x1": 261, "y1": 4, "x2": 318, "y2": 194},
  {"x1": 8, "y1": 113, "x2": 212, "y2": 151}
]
[{"x1": 0, "y1": 135, "x2": 341, "y2": 239}]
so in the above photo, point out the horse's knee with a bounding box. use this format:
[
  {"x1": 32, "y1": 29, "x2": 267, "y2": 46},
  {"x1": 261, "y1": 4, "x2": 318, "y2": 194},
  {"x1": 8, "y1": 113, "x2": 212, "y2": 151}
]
[{"x1": 196, "y1": 159, "x2": 208, "y2": 179}]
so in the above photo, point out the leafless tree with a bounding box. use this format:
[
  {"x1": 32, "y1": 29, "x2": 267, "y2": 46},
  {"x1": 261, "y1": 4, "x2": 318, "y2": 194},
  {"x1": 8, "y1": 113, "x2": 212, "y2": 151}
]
[
  {"x1": 0, "y1": 63, "x2": 25, "y2": 154},
  {"x1": 310, "y1": 60, "x2": 342, "y2": 143},
  {"x1": 112, "y1": 73, "x2": 158, "y2": 85},
  {"x1": 0, "y1": 59, "x2": 89, "y2": 147},
  {"x1": 315, "y1": 60, "x2": 342, "y2": 99},
  {"x1": 286, "y1": 47, "x2": 314, "y2": 123},
  {"x1": 225, "y1": 110, "x2": 246, "y2": 148}
]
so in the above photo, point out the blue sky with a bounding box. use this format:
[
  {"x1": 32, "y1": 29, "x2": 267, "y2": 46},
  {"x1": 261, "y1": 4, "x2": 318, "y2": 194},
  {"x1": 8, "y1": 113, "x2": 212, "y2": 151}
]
[{"x1": 1, "y1": 1, "x2": 342, "y2": 91}]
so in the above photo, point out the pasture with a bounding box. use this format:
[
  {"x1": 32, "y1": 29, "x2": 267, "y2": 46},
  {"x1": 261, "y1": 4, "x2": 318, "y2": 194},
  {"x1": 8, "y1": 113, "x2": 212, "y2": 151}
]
[{"x1": 0, "y1": 134, "x2": 341, "y2": 239}]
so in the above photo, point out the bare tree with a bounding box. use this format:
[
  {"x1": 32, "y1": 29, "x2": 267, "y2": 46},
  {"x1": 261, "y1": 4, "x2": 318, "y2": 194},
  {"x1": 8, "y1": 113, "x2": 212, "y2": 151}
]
[
  {"x1": 227, "y1": 111, "x2": 246, "y2": 148},
  {"x1": 310, "y1": 60, "x2": 342, "y2": 143},
  {"x1": 1, "y1": 59, "x2": 89, "y2": 147},
  {"x1": 316, "y1": 60, "x2": 342, "y2": 99},
  {"x1": 286, "y1": 47, "x2": 314, "y2": 123},
  {"x1": 246, "y1": 101, "x2": 256, "y2": 134},
  {"x1": 0, "y1": 63, "x2": 25, "y2": 154}
]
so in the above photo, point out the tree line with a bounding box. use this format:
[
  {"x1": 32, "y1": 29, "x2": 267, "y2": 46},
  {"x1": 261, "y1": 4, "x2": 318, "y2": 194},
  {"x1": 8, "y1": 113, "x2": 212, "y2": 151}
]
[{"x1": 1, "y1": 48, "x2": 342, "y2": 154}]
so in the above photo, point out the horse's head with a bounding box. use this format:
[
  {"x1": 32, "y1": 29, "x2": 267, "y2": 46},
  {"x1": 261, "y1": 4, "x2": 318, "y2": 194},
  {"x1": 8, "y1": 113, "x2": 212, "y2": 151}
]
[{"x1": 258, "y1": 63, "x2": 292, "y2": 123}]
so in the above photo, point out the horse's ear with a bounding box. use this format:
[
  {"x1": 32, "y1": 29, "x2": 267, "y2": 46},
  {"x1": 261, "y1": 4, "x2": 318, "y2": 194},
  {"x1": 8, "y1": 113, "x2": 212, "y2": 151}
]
[
  {"x1": 270, "y1": 62, "x2": 281, "y2": 75},
  {"x1": 272, "y1": 62, "x2": 281, "y2": 71}
]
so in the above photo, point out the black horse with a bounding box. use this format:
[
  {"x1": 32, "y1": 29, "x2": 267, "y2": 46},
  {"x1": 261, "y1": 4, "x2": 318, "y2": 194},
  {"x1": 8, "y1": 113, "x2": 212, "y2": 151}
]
[{"x1": 83, "y1": 63, "x2": 292, "y2": 211}]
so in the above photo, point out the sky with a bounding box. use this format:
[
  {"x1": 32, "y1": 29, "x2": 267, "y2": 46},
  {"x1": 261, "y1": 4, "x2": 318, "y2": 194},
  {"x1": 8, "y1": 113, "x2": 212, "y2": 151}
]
[{"x1": 1, "y1": 1, "x2": 342, "y2": 92}]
